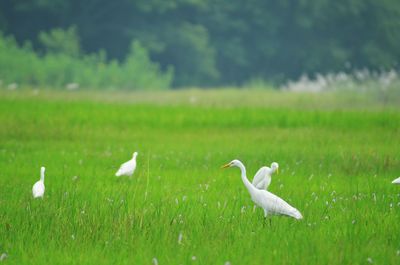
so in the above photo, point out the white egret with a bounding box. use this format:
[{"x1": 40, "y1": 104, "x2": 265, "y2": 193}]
[
  {"x1": 115, "y1": 152, "x2": 138, "y2": 177},
  {"x1": 32, "y1": 167, "x2": 45, "y2": 198},
  {"x1": 222, "y1": 159, "x2": 303, "y2": 219},
  {"x1": 392, "y1": 177, "x2": 400, "y2": 184},
  {"x1": 252, "y1": 162, "x2": 279, "y2": 190}
]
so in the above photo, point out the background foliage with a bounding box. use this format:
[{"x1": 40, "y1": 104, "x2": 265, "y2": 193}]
[
  {"x1": 0, "y1": 33, "x2": 172, "y2": 90},
  {"x1": 0, "y1": 0, "x2": 400, "y2": 88}
]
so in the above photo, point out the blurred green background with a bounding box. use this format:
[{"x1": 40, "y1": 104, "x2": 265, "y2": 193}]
[{"x1": 1, "y1": 0, "x2": 400, "y2": 89}]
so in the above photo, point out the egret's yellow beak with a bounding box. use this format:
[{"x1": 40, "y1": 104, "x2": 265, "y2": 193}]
[{"x1": 221, "y1": 163, "x2": 230, "y2": 169}]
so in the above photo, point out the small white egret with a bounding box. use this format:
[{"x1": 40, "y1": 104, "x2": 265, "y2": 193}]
[
  {"x1": 252, "y1": 162, "x2": 279, "y2": 190},
  {"x1": 222, "y1": 159, "x2": 303, "y2": 220},
  {"x1": 392, "y1": 177, "x2": 400, "y2": 184},
  {"x1": 115, "y1": 152, "x2": 138, "y2": 177},
  {"x1": 32, "y1": 167, "x2": 45, "y2": 198}
]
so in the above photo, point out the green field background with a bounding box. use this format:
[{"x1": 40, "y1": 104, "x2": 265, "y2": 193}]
[{"x1": 1, "y1": 90, "x2": 399, "y2": 264}]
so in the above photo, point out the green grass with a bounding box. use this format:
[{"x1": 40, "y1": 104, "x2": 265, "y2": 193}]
[{"x1": 1, "y1": 89, "x2": 400, "y2": 264}]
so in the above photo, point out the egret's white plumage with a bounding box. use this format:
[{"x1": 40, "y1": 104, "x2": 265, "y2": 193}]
[
  {"x1": 223, "y1": 160, "x2": 302, "y2": 220},
  {"x1": 115, "y1": 152, "x2": 138, "y2": 177},
  {"x1": 32, "y1": 167, "x2": 45, "y2": 198},
  {"x1": 392, "y1": 177, "x2": 400, "y2": 184},
  {"x1": 252, "y1": 162, "x2": 279, "y2": 190}
]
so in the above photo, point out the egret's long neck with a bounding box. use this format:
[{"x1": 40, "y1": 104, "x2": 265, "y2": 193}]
[
  {"x1": 237, "y1": 162, "x2": 256, "y2": 193},
  {"x1": 40, "y1": 170, "x2": 45, "y2": 182}
]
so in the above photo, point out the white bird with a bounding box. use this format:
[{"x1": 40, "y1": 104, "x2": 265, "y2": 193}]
[
  {"x1": 392, "y1": 177, "x2": 400, "y2": 184},
  {"x1": 115, "y1": 152, "x2": 138, "y2": 177},
  {"x1": 222, "y1": 159, "x2": 303, "y2": 220},
  {"x1": 252, "y1": 162, "x2": 279, "y2": 190},
  {"x1": 32, "y1": 167, "x2": 45, "y2": 198}
]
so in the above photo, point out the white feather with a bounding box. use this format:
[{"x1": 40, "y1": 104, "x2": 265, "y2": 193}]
[
  {"x1": 223, "y1": 160, "x2": 302, "y2": 220},
  {"x1": 116, "y1": 152, "x2": 138, "y2": 177},
  {"x1": 252, "y1": 167, "x2": 271, "y2": 190},
  {"x1": 252, "y1": 162, "x2": 278, "y2": 190},
  {"x1": 32, "y1": 167, "x2": 45, "y2": 198},
  {"x1": 252, "y1": 189, "x2": 303, "y2": 219},
  {"x1": 392, "y1": 177, "x2": 400, "y2": 184}
]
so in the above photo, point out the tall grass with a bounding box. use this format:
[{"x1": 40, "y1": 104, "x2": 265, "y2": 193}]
[{"x1": 0, "y1": 90, "x2": 399, "y2": 264}]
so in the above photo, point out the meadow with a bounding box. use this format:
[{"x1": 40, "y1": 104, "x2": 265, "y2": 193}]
[{"x1": 1, "y1": 89, "x2": 400, "y2": 264}]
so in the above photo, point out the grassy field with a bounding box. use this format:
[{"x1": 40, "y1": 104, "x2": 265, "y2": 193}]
[{"x1": 1, "y1": 89, "x2": 400, "y2": 264}]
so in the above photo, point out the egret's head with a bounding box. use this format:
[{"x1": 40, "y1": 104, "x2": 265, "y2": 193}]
[
  {"x1": 133, "y1": 152, "x2": 138, "y2": 158},
  {"x1": 221, "y1": 159, "x2": 241, "y2": 169},
  {"x1": 271, "y1": 162, "x2": 279, "y2": 173}
]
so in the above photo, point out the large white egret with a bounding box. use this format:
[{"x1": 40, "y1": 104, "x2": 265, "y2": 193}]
[
  {"x1": 32, "y1": 167, "x2": 45, "y2": 198},
  {"x1": 222, "y1": 159, "x2": 303, "y2": 220},
  {"x1": 392, "y1": 177, "x2": 400, "y2": 184},
  {"x1": 115, "y1": 152, "x2": 138, "y2": 177},
  {"x1": 252, "y1": 162, "x2": 279, "y2": 190}
]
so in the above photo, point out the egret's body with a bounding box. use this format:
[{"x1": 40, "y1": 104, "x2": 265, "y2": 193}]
[
  {"x1": 32, "y1": 167, "x2": 45, "y2": 198},
  {"x1": 223, "y1": 160, "x2": 302, "y2": 220},
  {"x1": 252, "y1": 162, "x2": 279, "y2": 190},
  {"x1": 116, "y1": 152, "x2": 138, "y2": 177},
  {"x1": 392, "y1": 177, "x2": 400, "y2": 184}
]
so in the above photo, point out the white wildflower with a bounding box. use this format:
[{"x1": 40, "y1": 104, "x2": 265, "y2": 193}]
[
  {"x1": 178, "y1": 232, "x2": 183, "y2": 245},
  {"x1": 7, "y1": 83, "x2": 18, "y2": 90},
  {"x1": 189, "y1": 96, "x2": 197, "y2": 104},
  {"x1": 66, "y1": 83, "x2": 79, "y2": 90},
  {"x1": 0, "y1": 253, "x2": 8, "y2": 261}
]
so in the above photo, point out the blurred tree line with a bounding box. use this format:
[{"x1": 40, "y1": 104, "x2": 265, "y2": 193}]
[{"x1": 0, "y1": 0, "x2": 399, "y2": 88}]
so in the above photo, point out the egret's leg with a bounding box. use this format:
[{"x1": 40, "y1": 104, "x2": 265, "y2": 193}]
[
  {"x1": 262, "y1": 210, "x2": 272, "y2": 227},
  {"x1": 264, "y1": 209, "x2": 268, "y2": 218}
]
